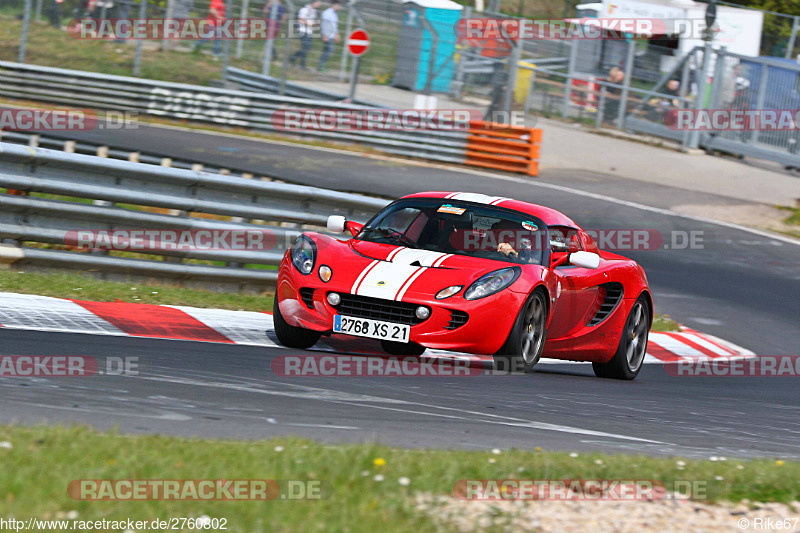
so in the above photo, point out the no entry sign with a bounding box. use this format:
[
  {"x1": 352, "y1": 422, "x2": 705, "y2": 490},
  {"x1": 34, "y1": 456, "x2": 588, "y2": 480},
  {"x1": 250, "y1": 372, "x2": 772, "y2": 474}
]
[{"x1": 346, "y1": 29, "x2": 370, "y2": 57}]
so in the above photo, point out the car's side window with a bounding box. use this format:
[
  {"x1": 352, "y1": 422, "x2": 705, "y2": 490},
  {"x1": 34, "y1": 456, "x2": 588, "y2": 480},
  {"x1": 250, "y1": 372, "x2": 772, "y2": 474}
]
[
  {"x1": 549, "y1": 227, "x2": 582, "y2": 253},
  {"x1": 549, "y1": 227, "x2": 582, "y2": 269}
]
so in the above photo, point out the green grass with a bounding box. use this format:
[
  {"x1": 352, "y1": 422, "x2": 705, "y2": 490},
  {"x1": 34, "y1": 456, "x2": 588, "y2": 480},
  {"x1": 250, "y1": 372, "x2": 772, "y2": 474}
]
[
  {"x1": 651, "y1": 314, "x2": 679, "y2": 332},
  {"x1": 0, "y1": 269, "x2": 273, "y2": 311},
  {"x1": 779, "y1": 206, "x2": 800, "y2": 226},
  {"x1": 0, "y1": 425, "x2": 797, "y2": 532}
]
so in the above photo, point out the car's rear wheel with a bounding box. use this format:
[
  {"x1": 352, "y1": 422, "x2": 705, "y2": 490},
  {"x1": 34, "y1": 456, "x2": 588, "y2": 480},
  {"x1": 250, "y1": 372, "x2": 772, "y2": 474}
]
[
  {"x1": 494, "y1": 290, "x2": 548, "y2": 373},
  {"x1": 272, "y1": 297, "x2": 321, "y2": 349},
  {"x1": 381, "y1": 340, "x2": 426, "y2": 357},
  {"x1": 592, "y1": 296, "x2": 650, "y2": 380}
]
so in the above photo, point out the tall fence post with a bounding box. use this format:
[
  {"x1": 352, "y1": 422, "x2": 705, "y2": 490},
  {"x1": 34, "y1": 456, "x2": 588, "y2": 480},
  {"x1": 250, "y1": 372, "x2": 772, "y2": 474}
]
[
  {"x1": 162, "y1": 0, "x2": 175, "y2": 51},
  {"x1": 679, "y1": 51, "x2": 693, "y2": 150},
  {"x1": 708, "y1": 46, "x2": 726, "y2": 111},
  {"x1": 787, "y1": 16, "x2": 799, "y2": 60},
  {"x1": 749, "y1": 62, "x2": 769, "y2": 146},
  {"x1": 236, "y1": 0, "x2": 249, "y2": 58},
  {"x1": 616, "y1": 39, "x2": 636, "y2": 129},
  {"x1": 688, "y1": 42, "x2": 712, "y2": 149},
  {"x1": 262, "y1": 1, "x2": 279, "y2": 75},
  {"x1": 133, "y1": 0, "x2": 148, "y2": 76},
  {"x1": 452, "y1": 6, "x2": 471, "y2": 98},
  {"x1": 278, "y1": 0, "x2": 297, "y2": 95},
  {"x1": 503, "y1": 40, "x2": 521, "y2": 117},
  {"x1": 18, "y1": 0, "x2": 32, "y2": 63},
  {"x1": 420, "y1": 16, "x2": 439, "y2": 96},
  {"x1": 35, "y1": 0, "x2": 42, "y2": 22},
  {"x1": 338, "y1": 0, "x2": 355, "y2": 82},
  {"x1": 561, "y1": 41, "x2": 578, "y2": 118}
]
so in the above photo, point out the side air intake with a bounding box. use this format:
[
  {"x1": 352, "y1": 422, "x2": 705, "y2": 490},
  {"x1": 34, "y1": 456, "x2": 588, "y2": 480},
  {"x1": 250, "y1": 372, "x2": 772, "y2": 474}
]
[{"x1": 588, "y1": 283, "x2": 624, "y2": 326}]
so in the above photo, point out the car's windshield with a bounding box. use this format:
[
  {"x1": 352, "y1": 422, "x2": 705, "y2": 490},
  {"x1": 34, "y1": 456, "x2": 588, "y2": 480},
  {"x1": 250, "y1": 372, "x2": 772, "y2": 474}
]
[{"x1": 358, "y1": 198, "x2": 547, "y2": 265}]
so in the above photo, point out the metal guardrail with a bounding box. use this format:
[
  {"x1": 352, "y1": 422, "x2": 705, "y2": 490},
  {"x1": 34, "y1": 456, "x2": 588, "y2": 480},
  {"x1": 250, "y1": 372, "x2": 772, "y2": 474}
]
[
  {"x1": 0, "y1": 143, "x2": 389, "y2": 286},
  {"x1": 0, "y1": 130, "x2": 279, "y2": 179},
  {"x1": 0, "y1": 61, "x2": 470, "y2": 166},
  {"x1": 225, "y1": 67, "x2": 387, "y2": 108}
]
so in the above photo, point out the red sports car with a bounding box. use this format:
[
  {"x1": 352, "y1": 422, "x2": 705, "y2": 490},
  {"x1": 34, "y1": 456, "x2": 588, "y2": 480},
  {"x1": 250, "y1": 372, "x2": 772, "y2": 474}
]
[{"x1": 274, "y1": 192, "x2": 652, "y2": 380}]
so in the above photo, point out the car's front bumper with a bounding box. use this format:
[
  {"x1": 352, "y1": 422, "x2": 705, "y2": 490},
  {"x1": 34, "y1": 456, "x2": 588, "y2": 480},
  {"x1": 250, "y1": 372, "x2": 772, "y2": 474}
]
[{"x1": 277, "y1": 261, "x2": 526, "y2": 355}]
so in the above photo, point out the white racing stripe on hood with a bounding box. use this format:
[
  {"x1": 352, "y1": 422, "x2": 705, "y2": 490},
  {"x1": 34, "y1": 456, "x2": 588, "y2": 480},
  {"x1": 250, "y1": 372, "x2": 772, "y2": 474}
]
[
  {"x1": 391, "y1": 248, "x2": 449, "y2": 267},
  {"x1": 351, "y1": 249, "x2": 452, "y2": 301},
  {"x1": 355, "y1": 262, "x2": 424, "y2": 300}
]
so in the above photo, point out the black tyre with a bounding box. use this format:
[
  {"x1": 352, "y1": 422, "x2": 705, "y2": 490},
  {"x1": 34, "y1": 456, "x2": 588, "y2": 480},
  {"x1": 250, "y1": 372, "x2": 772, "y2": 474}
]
[
  {"x1": 272, "y1": 297, "x2": 321, "y2": 349},
  {"x1": 494, "y1": 290, "x2": 548, "y2": 374},
  {"x1": 592, "y1": 296, "x2": 650, "y2": 380},
  {"x1": 381, "y1": 340, "x2": 426, "y2": 357}
]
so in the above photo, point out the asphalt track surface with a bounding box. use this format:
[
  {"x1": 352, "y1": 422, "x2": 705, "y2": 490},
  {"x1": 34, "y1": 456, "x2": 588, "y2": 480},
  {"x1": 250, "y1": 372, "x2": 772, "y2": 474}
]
[
  {"x1": 2, "y1": 122, "x2": 799, "y2": 457},
  {"x1": 1, "y1": 329, "x2": 798, "y2": 459}
]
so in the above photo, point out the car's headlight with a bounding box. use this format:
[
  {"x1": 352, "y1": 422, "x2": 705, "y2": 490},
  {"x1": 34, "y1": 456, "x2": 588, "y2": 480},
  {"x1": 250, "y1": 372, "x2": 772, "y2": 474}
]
[
  {"x1": 464, "y1": 267, "x2": 521, "y2": 300},
  {"x1": 290, "y1": 236, "x2": 316, "y2": 275}
]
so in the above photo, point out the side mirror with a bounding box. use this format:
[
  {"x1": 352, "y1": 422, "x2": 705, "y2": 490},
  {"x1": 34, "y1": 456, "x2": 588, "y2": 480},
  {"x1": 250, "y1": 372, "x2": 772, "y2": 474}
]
[
  {"x1": 327, "y1": 215, "x2": 347, "y2": 233},
  {"x1": 570, "y1": 251, "x2": 601, "y2": 269},
  {"x1": 327, "y1": 215, "x2": 363, "y2": 237}
]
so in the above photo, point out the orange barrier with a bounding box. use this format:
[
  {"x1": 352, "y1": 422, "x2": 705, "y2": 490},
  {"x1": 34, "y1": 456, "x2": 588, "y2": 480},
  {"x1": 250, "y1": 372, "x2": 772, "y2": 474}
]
[{"x1": 465, "y1": 120, "x2": 542, "y2": 177}]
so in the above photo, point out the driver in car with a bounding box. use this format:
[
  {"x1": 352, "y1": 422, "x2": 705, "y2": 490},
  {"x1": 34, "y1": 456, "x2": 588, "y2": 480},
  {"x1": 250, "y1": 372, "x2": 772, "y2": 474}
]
[{"x1": 492, "y1": 220, "x2": 536, "y2": 263}]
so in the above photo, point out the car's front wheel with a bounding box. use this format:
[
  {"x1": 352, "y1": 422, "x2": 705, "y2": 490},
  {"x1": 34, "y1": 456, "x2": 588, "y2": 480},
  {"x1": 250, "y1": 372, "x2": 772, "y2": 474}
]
[
  {"x1": 494, "y1": 290, "x2": 548, "y2": 373},
  {"x1": 272, "y1": 297, "x2": 321, "y2": 349},
  {"x1": 592, "y1": 296, "x2": 650, "y2": 380}
]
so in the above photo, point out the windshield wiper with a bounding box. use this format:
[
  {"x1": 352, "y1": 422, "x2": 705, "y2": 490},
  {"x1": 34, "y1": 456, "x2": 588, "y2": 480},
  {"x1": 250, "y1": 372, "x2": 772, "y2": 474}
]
[{"x1": 370, "y1": 228, "x2": 418, "y2": 249}]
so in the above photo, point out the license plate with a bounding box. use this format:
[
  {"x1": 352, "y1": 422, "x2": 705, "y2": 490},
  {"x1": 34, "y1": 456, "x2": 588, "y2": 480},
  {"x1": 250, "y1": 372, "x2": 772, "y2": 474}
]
[{"x1": 333, "y1": 315, "x2": 410, "y2": 343}]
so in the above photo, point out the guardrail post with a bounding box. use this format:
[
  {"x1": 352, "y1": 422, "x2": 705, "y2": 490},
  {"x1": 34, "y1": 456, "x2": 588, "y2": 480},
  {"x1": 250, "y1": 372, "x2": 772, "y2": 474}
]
[{"x1": 0, "y1": 244, "x2": 25, "y2": 268}]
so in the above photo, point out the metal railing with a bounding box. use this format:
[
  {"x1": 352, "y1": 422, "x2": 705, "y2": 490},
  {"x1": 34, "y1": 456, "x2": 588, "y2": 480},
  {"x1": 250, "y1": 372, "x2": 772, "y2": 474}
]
[
  {"x1": 0, "y1": 142, "x2": 389, "y2": 287},
  {"x1": 225, "y1": 66, "x2": 386, "y2": 107},
  {"x1": 0, "y1": 61, "x2": 470, "y2": 165}
]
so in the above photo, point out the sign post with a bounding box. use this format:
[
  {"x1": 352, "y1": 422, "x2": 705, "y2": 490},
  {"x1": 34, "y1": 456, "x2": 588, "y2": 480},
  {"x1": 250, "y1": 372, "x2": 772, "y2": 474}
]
[{"x1": 346, "y1": 29, "x2": 370, "y2": 100}]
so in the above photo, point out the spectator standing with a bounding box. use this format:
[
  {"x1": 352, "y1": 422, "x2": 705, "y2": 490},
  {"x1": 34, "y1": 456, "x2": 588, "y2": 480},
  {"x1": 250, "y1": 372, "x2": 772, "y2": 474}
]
[
  {"x1": 290, "y1": 0, "x2": 321, "y2": 69},
  {"x1": 317, "y1": 0, "x2": 341, "y2": 71},
  {"x1": 193, "y1": 0, "x2": 226, "y2": 58}
]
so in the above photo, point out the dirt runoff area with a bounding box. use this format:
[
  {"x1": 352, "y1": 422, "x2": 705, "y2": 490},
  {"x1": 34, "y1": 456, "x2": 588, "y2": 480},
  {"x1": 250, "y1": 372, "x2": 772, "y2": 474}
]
[{"x1": 415, "y1": 493, "x2": 800, "y2": 532}]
